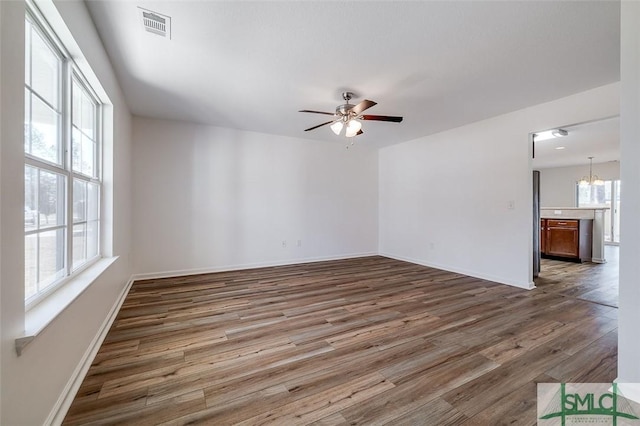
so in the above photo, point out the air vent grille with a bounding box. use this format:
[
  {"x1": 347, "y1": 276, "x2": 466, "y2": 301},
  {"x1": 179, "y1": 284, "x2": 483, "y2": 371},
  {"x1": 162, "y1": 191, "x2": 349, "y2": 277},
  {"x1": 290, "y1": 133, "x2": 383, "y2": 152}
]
[{"x1": 138, "y1": 8, "x2": 171, "y2": 39}]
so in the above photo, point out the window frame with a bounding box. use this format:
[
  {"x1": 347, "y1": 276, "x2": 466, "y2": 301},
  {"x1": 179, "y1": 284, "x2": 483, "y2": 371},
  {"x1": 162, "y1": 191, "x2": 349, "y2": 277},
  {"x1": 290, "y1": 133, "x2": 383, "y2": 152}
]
[{"x1": 24, "y1": 6, "x2": 103, "y2": 310}]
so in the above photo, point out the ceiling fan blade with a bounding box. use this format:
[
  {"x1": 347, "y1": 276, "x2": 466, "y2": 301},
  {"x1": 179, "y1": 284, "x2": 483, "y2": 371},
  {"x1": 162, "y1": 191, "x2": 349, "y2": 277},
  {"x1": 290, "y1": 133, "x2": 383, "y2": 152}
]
[
  {"x1": 361, "y1": 114, "x2": 403, "y2": 123},
  {"x1": 304, "y1": 120, "x2": 334, "y2": 132},
  {"x1": 351, "y1": 99, "x2": 377, "y2": 115},
  {"x1": 299, "y1": 110, "x2": 335, "y2": 116}
]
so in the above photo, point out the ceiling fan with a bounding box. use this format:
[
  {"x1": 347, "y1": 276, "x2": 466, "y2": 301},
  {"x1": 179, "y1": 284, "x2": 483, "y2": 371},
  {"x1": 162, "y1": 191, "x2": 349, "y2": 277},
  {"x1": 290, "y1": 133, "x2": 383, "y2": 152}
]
[{"x1": 299, "y1": 92, "x2": 403, "y2": 138}]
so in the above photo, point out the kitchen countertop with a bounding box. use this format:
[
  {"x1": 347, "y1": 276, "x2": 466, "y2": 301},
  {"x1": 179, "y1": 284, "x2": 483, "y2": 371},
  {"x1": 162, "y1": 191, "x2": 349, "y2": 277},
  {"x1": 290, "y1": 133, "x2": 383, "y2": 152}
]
[{"x1": 541, "y1": 207, "x2": 608, "y2": 220}]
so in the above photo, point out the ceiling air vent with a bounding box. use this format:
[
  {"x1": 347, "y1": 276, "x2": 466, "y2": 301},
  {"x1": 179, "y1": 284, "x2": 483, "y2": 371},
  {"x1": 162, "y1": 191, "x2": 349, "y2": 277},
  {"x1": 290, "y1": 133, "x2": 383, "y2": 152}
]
[{"x1": 138, "y1": 7, "x2": 171, "y2": 39}]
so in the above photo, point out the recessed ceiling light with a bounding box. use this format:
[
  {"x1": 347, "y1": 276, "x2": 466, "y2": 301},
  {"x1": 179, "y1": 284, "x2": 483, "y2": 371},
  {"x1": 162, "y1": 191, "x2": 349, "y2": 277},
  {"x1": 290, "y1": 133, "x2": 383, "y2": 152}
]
[{"x1": 555, "y1": 146, "x2": 566, "y2": 150}]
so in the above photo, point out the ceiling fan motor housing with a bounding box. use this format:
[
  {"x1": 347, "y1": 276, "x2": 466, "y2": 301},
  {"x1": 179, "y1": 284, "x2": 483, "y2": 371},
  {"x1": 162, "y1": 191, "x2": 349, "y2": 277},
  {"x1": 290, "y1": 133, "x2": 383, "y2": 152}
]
[{"x1": 336, "y1": 103, "x2": 356, "y2": 118}]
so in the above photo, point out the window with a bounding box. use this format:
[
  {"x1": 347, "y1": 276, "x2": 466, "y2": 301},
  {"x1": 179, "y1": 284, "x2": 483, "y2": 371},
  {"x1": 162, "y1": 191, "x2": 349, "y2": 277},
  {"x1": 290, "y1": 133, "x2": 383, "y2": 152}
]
[
  {"x1": 577, "y1": 180, "x2": 621, "y2": 244},
  {"x1": 24, "y1": 12, "x2": 101, "y2": 307}
]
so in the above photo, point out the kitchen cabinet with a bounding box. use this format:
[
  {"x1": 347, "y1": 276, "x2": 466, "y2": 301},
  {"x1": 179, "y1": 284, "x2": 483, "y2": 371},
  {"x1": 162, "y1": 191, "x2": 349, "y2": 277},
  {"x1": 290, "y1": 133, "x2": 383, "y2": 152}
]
[{"x1": 541, "y1": 218, "x2": 592, "y2": 262}]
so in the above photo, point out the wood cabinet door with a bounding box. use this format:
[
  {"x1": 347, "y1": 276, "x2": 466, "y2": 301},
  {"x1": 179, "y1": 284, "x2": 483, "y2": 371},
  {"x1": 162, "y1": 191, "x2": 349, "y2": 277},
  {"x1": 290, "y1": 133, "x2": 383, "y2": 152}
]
[{"x1": 546, "y1": 226, "x2": 579, "y2": 257}]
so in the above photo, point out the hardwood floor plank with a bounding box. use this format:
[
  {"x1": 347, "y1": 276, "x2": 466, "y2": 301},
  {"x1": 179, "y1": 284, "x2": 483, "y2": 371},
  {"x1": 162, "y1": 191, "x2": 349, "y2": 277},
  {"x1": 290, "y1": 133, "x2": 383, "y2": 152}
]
[
  {"x1": 440, "y1": 344, "x2": 569, "y2": 418},
  {"x1": 341, "y1": 354, "x2": 497, "y2": 425},
  {"x1": 309, "y1": 412, "x2": 348, "y2": 425},
  {"x1": 385, "y1": 397, "x2": 468, "y2": 426},
  {"x1": 461, "y1": 381, "x2": 538, "y2": 426},
  {"x1": 545, "y1": 330, "x2": 618, "y2": 383},
  {"x1": 63, "y1": 255, "x2": 618, "y2": 425},
  {"x1": 479, "y1": 319, "x2": 571, "y2": 364},
  {"x1": 236, "y1": 372, "x2": 394, "y2": 426}
]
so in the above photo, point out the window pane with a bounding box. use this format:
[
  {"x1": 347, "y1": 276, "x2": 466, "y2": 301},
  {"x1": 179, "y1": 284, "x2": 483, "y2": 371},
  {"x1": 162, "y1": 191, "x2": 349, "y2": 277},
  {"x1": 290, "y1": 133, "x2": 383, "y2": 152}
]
[
  {"x1": 24, "y1": 90, "x2": 31, "y2": 153},
  {"x1": 30, "y1": 26, "x2": 59, "y2": 107},
  {"x1": 30, "y1": 95, "x2": 61, "y2": 164},
  {"x1": 72, "y1": 127, "x2": 81, "y2": 172},
  {"x1": 87, "y1": 220, "x2": 99, "y2": 260},
  {"x1": 81, "y1": 92, "x2": 95, "y2": 139},
  {"x1": 25, "y1": 234, "x2": 37, "y2": 299},
  {"x1": 81, "y1": 135, "x2": 95, "y2": 177},
  {"x1": 88, "y1": 182, "x2": 99, "y2": 221},
  {"x1": 25, "y1": 166, "x2": 38, "y2": 231},
  {"x1": 578, "y1": 183, "x2": 608, "y2": 207},
  {"x1": 73, "y1": 224, "x2": 86, "y2": 269},
  {"x1": 25, "y1": 20, "x2": 32, "y2": 85},
  {"x1": 39, "y1": 228, "x2": 65, "y2": 291},
  {"x1": 39, "y1": 169, "x2": 65, "y2": 228},
  {"x1": 73, "y1": 80, "x2": 96, "y2": 139},
  {"x1": 73, "y1": 179, "x2": 87, "y2": 223},
  {"x1": 72, "y1": 82, "x2": 81, "y2": 128}
]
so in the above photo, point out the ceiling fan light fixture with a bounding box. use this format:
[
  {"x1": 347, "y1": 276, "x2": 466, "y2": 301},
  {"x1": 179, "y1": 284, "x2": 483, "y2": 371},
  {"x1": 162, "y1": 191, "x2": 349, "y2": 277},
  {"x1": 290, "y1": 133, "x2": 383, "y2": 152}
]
[
  {"x1": 345, "y1": 119, "x2": 362, "y2": 138},
  {"x1": 299, "y1": 93, "x2": 402, "y2": 138},
  {"x1": 330, "y1": 121, "x2": 343, "y2": 135}
]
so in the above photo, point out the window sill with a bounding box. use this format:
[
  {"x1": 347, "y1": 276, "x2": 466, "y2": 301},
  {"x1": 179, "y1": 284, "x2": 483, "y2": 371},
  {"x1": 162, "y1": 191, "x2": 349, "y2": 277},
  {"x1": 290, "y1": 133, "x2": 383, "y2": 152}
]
[{"x1": 16, "y1": 256, "x2": 118, "y2": 356}]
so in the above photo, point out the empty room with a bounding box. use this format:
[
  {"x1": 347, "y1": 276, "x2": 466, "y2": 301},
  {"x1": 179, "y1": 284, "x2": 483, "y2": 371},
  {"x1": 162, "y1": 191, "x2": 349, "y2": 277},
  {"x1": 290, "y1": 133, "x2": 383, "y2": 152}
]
[{"x1": 1, "y1": 0, "x2": 640, "y2": 425}]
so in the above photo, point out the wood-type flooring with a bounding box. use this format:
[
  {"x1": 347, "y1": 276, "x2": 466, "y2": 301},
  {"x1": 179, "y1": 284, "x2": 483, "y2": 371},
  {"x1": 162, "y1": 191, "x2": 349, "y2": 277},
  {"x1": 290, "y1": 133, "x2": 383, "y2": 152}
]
[
  {"x1": 64, "y1": 255, "x2": 618, "y2": 425},
  {"x1": 536, "y1": 245, "x2": 619, "y2": 307}
]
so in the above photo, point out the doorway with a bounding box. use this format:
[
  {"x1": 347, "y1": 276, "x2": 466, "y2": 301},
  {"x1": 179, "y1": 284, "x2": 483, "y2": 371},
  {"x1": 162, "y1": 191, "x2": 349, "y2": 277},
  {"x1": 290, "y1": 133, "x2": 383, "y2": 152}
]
[{"x1": 530, "y1": 117, "x2": 620, "y2": 307}]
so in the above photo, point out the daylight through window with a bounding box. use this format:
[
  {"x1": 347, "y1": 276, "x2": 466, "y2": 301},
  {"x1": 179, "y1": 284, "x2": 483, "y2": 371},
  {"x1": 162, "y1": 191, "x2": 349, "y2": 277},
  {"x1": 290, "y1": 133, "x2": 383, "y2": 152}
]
[{"x1": 24, "y1": 11, "x2": 102, "y2": 306}]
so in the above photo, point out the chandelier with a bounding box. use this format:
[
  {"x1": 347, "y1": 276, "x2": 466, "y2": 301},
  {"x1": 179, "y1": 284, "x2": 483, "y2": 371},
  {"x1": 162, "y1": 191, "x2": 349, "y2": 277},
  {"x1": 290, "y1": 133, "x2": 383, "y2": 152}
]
[{"x1": 578, "y1": 157, "x2": 604, "y2": 186}]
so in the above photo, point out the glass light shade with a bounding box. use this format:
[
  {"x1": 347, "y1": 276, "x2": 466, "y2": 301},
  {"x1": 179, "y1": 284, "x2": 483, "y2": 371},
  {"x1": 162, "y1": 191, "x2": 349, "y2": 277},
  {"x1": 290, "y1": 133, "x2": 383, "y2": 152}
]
[
  {"x1": 578, "y1": 178, "x2": 589, "y2": 187},
  {"x1": 593, "y1": 178, "x2": 605, "y2": 186},
  {"x1": 345, "y1": 120, "x2": 362, "y2": 138},
  {"x1": 330, "y1": 121, "x2": 343, "y2": 135},
  {"x1": 534, "y1": 129, "x2": 568, "y2": 142}
]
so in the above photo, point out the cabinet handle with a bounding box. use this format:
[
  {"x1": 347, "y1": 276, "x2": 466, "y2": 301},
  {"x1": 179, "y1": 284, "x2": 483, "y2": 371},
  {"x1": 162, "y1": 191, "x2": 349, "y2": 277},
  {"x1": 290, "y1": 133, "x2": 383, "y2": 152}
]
[{"x1": 557, "y1": 222, "x2": 567, "y2": 225}]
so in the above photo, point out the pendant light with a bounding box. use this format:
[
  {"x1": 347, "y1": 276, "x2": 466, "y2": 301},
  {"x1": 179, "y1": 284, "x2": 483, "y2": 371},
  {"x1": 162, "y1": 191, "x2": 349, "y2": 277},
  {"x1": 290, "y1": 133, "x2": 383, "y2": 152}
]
[{"x1": 579, "y1": 157, "x2": 605, "y2": 186}]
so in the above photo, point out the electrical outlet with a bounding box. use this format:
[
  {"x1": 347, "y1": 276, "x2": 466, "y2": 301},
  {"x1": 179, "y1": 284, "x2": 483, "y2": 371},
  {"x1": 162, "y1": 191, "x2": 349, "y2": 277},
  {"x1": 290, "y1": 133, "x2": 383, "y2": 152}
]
[{"x1": 282, "y1": 240, "x2": 287, "y2": 248}]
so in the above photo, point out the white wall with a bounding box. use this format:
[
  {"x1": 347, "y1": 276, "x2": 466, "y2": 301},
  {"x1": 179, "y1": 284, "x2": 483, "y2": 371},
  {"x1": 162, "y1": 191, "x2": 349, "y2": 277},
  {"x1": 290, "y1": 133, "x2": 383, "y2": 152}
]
[
  {"x1": 618, "y1": 0, "x2": 640, "y2": 384},
  {"x1": 0, "y1": 1, "x2": 132, "y2": 424},
  {"x1": 379, "y1": 83, "x2": 619, "y2": 289},
  {"x1": 132, "y1": 117, "x2": 378, "y2": 276},
  {"x1": 538, "y1": 161, "x2": 620, "y2": 207}
]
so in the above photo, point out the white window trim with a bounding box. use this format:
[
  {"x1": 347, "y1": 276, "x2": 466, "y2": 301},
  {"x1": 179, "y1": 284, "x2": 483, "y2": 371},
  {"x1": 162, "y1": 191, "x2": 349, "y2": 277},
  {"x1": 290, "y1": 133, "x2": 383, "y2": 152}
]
[
  {"x1": 17, "y1": 256, "x2": 118, "y2": 356},
  {"x1": 24, "y1": 4, "x2": 104, "y2": 310},
  {"x1": 15, "y1": 0, "x2": 118, "y2": 357}
]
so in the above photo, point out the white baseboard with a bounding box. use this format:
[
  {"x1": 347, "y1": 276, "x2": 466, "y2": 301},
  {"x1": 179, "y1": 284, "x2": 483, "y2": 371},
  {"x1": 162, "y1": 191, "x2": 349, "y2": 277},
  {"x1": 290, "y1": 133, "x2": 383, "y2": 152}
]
[
  {"x1": 379, "y1": 252, "x2": 535, "y2": 290},
  {"x1": 131, "y1": 252, "x2": 379, "y2": 281},
  {"x1": 45, "y1": 277, "x2": 135, "y2": 426}
]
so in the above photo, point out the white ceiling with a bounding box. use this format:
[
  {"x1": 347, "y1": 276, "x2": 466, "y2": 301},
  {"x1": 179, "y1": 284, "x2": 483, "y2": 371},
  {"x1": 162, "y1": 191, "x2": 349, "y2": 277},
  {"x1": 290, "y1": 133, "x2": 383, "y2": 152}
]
[
  {"x1": 532, "y1": 116, "x2": 620, "y2": 169},
  {"x1": 85, "y1": 1, "x2": 620, "y2": 148}
]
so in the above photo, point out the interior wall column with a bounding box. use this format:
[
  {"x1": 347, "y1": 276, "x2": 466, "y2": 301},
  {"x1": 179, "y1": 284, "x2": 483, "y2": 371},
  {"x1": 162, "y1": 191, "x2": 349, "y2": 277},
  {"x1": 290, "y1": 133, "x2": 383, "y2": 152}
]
[{"x1": 618, "y1": 0, "x2": 640, "y2": 383}]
